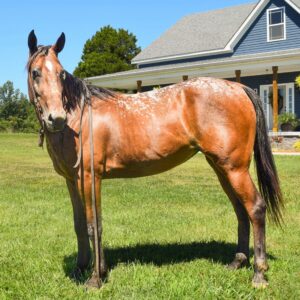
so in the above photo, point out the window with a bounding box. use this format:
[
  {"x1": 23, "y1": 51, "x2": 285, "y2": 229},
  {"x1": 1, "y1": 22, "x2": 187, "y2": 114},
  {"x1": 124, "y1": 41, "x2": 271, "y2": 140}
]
[{"x1": 267, "y1": 7, "x2": 286, "y2": 41}]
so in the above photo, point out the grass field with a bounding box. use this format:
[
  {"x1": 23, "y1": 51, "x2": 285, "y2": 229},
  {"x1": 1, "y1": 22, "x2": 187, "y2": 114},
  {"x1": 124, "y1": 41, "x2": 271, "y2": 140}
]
[{"x1": 0, "y1": 133, "x2": 299, "y2": 299}]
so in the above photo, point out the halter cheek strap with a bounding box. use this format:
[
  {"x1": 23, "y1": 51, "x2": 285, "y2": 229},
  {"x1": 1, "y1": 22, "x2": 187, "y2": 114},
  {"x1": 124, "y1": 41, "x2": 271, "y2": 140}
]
[{"x1": 29, "y1": 78, "x2": 45, "y2": 148}]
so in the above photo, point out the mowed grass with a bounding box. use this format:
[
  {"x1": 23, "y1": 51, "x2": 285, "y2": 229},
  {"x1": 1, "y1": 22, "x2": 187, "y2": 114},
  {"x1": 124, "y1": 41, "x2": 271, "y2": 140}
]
[{"x1": 0, "y1": 133, "x2": 299, "y2": 299}]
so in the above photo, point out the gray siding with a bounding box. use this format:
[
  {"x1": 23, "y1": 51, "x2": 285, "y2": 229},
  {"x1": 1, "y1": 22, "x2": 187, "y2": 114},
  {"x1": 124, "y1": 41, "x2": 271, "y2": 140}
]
[{"x1": 234, "y1": 0, "x2": 300, "y2": 55}]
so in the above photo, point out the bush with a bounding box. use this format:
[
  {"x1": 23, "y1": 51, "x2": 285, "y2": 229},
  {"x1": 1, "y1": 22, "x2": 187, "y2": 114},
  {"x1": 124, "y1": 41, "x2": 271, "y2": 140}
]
[
  {"x1": 293, "y1": 140, "x2": 300, "y2": 151},
  {"x1": 278, "y1": 113, "x2": 299, "y2": 128},
  {"x1": 295, "y1": 75, "x2": 300, "y2": 88},
  {"x1": 0, "y1": 119, "x2": 11, "y2": 132}
]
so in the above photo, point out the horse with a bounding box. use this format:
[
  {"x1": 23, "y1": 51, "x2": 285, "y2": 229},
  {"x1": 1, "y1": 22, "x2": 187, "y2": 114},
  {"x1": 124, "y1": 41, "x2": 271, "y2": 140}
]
[{"x1": 27, "y1": 30, "x2": 283, "y2": 289}]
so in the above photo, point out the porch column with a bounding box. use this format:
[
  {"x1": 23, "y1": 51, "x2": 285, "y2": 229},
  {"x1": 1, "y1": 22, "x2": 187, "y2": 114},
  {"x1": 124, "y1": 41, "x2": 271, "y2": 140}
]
[
  {"x1": 137, "y1": 80, "x2": 142, "y2": 93},
  {"x1": 272, "y1": 66, "x2": 278, "y2": 132},
  {"x1": 235, "y1": 70, "x2": 241, "y2": 83},
  {"x1": 182, "y1": 75, "x2": 188, "y2": 81}
]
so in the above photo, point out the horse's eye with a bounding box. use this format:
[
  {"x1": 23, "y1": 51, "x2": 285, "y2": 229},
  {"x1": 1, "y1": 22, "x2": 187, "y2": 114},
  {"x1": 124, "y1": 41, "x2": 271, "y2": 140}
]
[
  {"x1": 32, "y1": 69, "x2": 41, "y2": 80},
  {"x1": 60, "y1": 70, "x2": 66, "y2": 81}
]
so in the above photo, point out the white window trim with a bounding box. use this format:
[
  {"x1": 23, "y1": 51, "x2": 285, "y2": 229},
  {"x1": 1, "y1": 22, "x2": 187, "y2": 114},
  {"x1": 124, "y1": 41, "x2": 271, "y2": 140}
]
[{"x1": 267, "y1": 7, "x2": 287, "y2": 42}]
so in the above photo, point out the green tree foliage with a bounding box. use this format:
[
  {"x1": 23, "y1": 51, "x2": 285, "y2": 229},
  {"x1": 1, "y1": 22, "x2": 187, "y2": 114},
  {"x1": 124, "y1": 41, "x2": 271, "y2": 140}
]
[
  {"x1": 73, "y1": 26, "x2": 141, "y2": 78},
  {"x1": 0, "y1": 81, "x2": 39, "y2": 132}
]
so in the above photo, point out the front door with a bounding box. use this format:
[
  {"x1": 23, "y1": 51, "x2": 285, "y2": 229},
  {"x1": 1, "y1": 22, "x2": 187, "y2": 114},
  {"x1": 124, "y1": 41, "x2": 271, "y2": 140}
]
[{"x1": 259, "y1": 83, "x2": 294, "y2": 130}]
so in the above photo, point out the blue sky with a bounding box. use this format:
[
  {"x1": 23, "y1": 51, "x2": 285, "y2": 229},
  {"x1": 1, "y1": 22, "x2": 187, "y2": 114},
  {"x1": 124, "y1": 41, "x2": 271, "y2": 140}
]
[{"x1": 0, "y1": 0, "x2": 253, "y2": 95}]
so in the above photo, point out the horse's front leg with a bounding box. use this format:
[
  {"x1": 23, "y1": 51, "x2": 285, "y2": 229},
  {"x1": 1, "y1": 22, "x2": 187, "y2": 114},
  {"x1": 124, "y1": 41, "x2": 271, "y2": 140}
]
[
  {"x1": 66, "y1": 179, "x2": 91, "y2": 278},
  {"x1": 80, "y1": 172, "x2": 106, "y2": 288}
]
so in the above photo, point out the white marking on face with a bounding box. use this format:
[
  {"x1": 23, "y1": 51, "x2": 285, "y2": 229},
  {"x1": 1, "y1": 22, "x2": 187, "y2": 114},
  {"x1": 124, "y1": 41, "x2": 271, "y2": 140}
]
[{"x1": 45, "y1": 60, "x2": 53, "y2": 72}]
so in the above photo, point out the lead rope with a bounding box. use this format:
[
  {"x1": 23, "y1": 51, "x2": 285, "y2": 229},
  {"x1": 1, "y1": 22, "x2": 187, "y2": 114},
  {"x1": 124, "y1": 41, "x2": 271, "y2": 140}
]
[
  {"x1": 88, "y1": 97, "x2": 101, "y2": 285},
  {"x1": 73, "y1": 94, "x2": 85, "y2": 168},
  {"x1": 76, "y1": 87, "x2": 101, "y2": 285}
]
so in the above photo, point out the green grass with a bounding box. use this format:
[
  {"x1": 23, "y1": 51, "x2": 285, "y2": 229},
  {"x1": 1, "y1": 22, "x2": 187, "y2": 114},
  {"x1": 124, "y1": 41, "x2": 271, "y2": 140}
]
[{"x1": 0, "y1": 133, "x2": 299, "y2": 299}]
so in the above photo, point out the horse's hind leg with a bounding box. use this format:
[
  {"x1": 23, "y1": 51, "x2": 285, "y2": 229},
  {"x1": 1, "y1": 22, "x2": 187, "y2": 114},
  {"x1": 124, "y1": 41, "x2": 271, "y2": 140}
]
[
  {"x1": 206, "y1": 158, "x2": 250, "y2": 269},
  {"x1": 206, "y1": 157, "x2": 268, "y2": 288}
]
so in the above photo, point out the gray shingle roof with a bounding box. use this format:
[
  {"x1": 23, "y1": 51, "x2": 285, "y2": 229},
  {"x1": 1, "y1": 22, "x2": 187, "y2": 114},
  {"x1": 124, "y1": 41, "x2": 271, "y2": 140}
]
[
  {"x1": 290, "y1": 0, "x2": 300, "y2": 7},
  {"x1": 132, "y1": 2, "x2": 257, "y2": 63},
  {"x1": 132, "y1": 0, "x2": 300, "y2": 64}
]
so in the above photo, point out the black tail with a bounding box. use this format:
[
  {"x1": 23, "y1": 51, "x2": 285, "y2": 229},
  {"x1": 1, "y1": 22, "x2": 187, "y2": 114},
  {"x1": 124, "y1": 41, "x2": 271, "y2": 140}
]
[{"x1": 243, "y1": 86, "x2": 284, "y2": 225}]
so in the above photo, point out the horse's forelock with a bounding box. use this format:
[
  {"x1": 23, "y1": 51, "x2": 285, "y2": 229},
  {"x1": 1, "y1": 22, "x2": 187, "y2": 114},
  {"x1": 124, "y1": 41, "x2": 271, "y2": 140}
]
[{"x1": 27, "y1": 45, "x2": 51, "y2": 71}]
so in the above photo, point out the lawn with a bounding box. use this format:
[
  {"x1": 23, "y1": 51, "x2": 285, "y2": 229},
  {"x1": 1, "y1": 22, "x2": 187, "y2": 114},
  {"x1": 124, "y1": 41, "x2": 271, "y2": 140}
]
[{"x1": 0, "y1": 133, "x2": 299, "y2": 299}]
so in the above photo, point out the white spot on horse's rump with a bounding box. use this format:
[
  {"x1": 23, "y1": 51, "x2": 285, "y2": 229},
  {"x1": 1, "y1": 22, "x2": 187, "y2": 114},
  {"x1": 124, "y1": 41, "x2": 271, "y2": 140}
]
[{"x1": 45, "y1": 60, "x2": 53, "y2": 72}]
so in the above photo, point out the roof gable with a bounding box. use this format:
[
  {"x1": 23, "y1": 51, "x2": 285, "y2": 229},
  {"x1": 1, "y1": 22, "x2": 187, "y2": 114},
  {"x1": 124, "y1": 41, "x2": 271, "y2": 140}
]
[{"x1": 132, "y1": 0, "x2": 300, "y2": 65}]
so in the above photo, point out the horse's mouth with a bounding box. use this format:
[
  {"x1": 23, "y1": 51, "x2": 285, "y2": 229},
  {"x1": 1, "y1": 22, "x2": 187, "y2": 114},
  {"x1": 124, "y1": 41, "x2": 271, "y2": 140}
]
[{"x1": 44, "y1": 119, "x2": 66, "y2": 133}]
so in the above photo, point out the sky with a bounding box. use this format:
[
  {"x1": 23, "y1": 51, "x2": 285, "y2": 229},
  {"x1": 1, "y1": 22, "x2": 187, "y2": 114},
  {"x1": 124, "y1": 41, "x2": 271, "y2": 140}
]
[{"x1": 0, "y1": 0, "x2": 254, "y2": 95}]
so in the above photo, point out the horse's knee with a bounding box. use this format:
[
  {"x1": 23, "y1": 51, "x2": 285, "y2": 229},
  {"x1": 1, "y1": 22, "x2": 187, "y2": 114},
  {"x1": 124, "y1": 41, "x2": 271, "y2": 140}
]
[
  {"x1": 87, "y1": 223, "x2": 102, "y2": 240},
  {"x1": 87, "y1": 223, "x2": 94, "y2": 239},
  {"x1": 73, "y1": 216, "x2": 87, "y2": 236}
]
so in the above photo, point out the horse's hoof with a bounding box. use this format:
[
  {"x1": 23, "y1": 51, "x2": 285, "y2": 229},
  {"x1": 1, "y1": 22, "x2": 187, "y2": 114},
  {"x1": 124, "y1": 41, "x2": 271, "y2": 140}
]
[
  {"x1": 227, "y1": 253, "x2": 249, "y2": 270},
  {"x1": 252, "y1": 273, "x2": 269, "y2": 289},
  {"x1": 85, "y1": 274, "x2": 102, "y2": 289},
  {"x1": 71, "y1": 267, "x2": 83, "y2": 280}
]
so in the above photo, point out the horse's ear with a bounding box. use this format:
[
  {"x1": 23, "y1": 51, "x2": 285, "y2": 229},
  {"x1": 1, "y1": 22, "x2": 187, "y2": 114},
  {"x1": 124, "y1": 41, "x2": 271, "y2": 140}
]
[
  {"x1": 28, "y1": 30, "x2": 38, "y2": 56},
  {"x1": 52, "y1": 32, "x2": 65, "y2": 54}
]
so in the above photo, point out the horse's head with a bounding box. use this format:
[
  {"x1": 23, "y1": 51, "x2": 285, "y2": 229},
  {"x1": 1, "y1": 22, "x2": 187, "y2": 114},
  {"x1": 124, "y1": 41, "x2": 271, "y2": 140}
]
[{"x1": 27, "y1": 30, "x2": 67, "y2": 132}]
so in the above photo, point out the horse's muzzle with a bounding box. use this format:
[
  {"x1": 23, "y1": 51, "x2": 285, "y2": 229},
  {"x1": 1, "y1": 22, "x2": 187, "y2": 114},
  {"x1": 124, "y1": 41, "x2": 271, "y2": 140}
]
[{"x1": 44, "y1": 111, "x2": 67, "y2": 132}]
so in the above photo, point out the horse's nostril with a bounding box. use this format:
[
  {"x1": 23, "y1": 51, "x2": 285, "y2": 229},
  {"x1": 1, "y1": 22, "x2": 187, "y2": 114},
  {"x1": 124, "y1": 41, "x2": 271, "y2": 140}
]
[{"x1": 46, "y1": 112, "x2": 66, "y2": 131}]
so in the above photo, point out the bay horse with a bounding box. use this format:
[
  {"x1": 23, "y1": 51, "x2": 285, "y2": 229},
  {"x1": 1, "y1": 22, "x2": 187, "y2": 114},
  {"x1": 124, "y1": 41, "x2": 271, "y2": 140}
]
[{"x1": 27, "y1": 30, "x2": 283, "y2": 289}]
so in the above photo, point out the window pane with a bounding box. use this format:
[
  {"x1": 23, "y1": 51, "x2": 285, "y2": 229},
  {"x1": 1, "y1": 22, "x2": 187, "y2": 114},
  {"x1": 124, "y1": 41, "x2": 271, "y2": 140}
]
[
  {"x1": 288, "y1": 87, "x2": 293, "y2": 113},
  {"x1": 270, "y1": 10, "x2": 283, "y2": 25},
  {"x1": 263, "y1": 90, "x2": 268, "y2": 114},
  {"x1": 270, "y1": 24, "x2": 284, "y2": 40}
]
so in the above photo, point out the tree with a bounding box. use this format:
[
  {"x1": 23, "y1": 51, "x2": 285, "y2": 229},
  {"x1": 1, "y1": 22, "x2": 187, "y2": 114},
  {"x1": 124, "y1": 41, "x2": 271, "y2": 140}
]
[
  {"x1": 0, "y1": 81, "x2": 39, "y2": 132},
  {"x1": 0, "y1": 81, "x2": 21, "y2": 104},
  {"x1": 73, "y1": 26, "x2": 141, "y2": 78}
]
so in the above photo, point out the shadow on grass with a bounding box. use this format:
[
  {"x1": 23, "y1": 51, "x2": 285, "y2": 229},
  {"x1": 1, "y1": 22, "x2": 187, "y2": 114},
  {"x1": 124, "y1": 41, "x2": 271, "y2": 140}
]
[{"x1": 63, "y1": 240, "x2": 276, "y2": 283}]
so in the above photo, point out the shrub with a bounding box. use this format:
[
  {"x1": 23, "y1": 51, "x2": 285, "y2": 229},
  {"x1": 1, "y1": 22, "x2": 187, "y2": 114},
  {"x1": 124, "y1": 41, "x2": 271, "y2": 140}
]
[
  {"x1": 278, "y1": 113, "x2": 299, "y2": 128},
  {"x1": 295, "y1": 75, "x2": 300, "y2": 88},
  {"x1": 293, "y1": 140, "x2": 300, "y2": 151}
]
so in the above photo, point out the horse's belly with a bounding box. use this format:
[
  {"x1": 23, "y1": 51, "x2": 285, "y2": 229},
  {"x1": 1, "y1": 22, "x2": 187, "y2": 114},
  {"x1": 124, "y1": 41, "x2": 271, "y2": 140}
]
[{"x1": 103, "y1": 146, "x2": 198, "y2": 179}]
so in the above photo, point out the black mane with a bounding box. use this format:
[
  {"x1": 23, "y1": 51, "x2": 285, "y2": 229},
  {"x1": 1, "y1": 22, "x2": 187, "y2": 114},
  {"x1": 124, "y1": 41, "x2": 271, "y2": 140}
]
[{"x1": 62, "y1": 71, "x2": 117, "y2": 111}]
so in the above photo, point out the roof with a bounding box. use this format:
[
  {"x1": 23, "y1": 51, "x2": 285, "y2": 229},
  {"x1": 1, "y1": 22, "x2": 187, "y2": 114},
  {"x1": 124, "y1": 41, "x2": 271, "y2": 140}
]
[
  {"x1": 290, "y1": 0, "x2": 300, "y2": 7},
  {"x1": 132, "y1": 0, "x2": 300, "y2": 65},
  {"x1": 132, "y1": 3, "x2": 256, "y2": 63}
]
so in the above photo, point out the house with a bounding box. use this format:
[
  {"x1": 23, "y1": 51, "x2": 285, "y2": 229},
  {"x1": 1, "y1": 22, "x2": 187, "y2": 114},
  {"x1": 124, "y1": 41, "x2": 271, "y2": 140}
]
[{"x1": 87, "y1": 0, "x2": 300, "y2": 132}]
